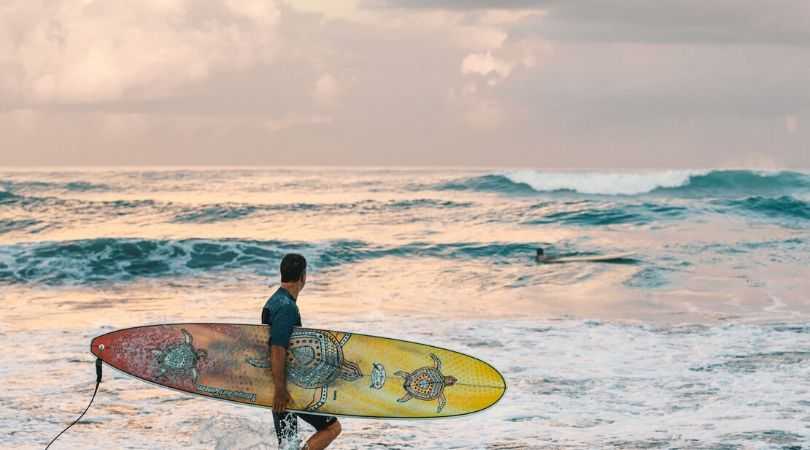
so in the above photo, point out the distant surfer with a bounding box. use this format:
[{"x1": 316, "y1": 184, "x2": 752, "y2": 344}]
[
  {"x1": 536, "y1": 247, "x2": 636, "y2": 264},
  {"x1": 262, "y1": 254, "x2": 341, "y2": 450}
]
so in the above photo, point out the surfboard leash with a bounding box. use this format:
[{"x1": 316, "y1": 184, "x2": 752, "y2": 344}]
[{"x1": 45, "y1": 358, "x2": 103, "y2": 450}]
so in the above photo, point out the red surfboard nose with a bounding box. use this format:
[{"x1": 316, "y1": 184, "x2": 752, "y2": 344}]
[{"x1": 90, "y1": 333, "x2": 113, "y2": 360}]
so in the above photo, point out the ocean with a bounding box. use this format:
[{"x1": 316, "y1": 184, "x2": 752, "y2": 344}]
[{"x1": 1, "y1": 167, "x2": 809, "y2": 449}]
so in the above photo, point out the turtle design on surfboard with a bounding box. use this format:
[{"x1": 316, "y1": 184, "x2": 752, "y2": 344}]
[
  {"x1": 395, "y1": 353, "x2": 457, "y2": 413},
  {"x1": 152, "y1": 328, "x2": 208, "y2": 384},
  {"x1": 246, "y1": 329, "x2": 362, "y2": 411}
]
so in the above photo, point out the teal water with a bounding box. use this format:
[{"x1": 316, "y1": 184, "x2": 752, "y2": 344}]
[{"x1": 1, "y1": 168, "x2": 809, "y2": 449}]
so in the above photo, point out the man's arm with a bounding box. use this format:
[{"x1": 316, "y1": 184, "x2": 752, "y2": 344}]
[
  {"x1": 268, "y1": 303, "x2": 297, "y2": 413},
  {"x1": 271, "y1": 344, "x2": 292, "y2": 412}
]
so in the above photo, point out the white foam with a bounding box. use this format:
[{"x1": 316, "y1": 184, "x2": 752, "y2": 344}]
[{"x1": 503, "y1": 170, "x2": 709, "y2": 195}]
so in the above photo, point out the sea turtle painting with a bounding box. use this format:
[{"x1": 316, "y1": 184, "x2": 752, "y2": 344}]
[
  {"x1": 395, "y1": 353, "x2": 458, "y2": 413},
  {"x1": 370, "y1": 362, "x2": 386, "y2": 390},
  {"x1": 246, "y1": 329, "x2": 363, "y2": 411},
  {"x1": 152, "y1": 328, "x2": 208, "y2": 384}
]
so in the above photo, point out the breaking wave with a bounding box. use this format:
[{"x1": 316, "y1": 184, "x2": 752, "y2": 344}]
[
  {"x1": 172, "y1": 199, "x2": 472, "y2": 223},
  {"x1": 525, "y1": 201, "x2": 688, "y2": 226},
  {"x1": 0, "y1": 238, "x2": 540, "y2": 285},
  {"x1": 0, "y1": 218, "x2": 44, "y2": 234},
  {"x1": 0, "y1": 180, "x2": 111, "y2": 192},
  {"x1": 719, "y1": 196, "x2": 810, "y2": 221},
  {"x1": 432, "y1": 170, "x2": 810, "y2": 196}
]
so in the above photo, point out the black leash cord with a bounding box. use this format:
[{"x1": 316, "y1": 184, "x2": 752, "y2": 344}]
[{"x1": 45, "y1": 358, "x2": 103, "y2": 450}]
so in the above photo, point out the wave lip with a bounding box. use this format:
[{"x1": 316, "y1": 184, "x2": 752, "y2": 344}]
[
  {"x1": 0, "y1": 191, "x2": 20, "y2": 204},
  {"x1": 0, "y1": 238, "x2": 543, "y2": 285},
  {"x1": 0, "y1": 238, "x2": 313, "y2": 285},
  {"x1": 525, "y1": 201, "x2": 688, "y2": 226},
  {"x1": 657, "y1": 170, "x2": 810, "y2": 196},
  {"x1": 1, "y1": 180, "x2": 111, "y2": 192},
  {"x1": 0, "y1": 218, "x2": 43, "y2": 234},
  {"x1": 173, "y1": 205, "x2": 260, "y2": 223},
  {"x1": 431, "y1": 175, "x2": 537, "y2": 194},
  {"x1": 432, "y1": 170, "x2": 810, "y2": 196},
  {"x1": 720, "y1": 196, "x2": 810, "y2": 220},
  {"x1": 506, "y1": 170, "x2": 703, "y2": 195},
  {"x1": 172, "y1": 199, "x2": 473, "y2": 224}
]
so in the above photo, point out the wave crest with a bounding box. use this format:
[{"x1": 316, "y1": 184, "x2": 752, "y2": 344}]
[
  {"x1": 0, "y1": 238, "x2": 540, "y2": 285},
  {"x1": 0, "y1": 238, "x2": 310, "y2": 285},
  {"x1": 1, "y1": 180, "x2": 111, "y2": 192},
  {"x1": 526, "y1": 201, "x2": 688, "y2": 226},
  {"x1": 171, "y1": 199, "x2": 473, "y2": 223},
  {"x1": 432, "y1": 170, "x2": 810, "y2": 196},
  {"x1": 721, "y1": 196, "x2": 810, "y2": 220}
]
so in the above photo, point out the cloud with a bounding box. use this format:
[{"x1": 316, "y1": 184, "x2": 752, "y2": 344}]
[
  {"x1": 0, "y1": 0, "x2": 280, "y2": 104},
  {"x1": 375, "y1": 0, "x2": 810, "y2": 46},
  {"x1": 785, "y1": 115, "x2": 799, "y2": 134},
  {"x1": 226, "y1": 0, "x2": 279, "y2": 22},
  {"x1": 366, "y1": 0, "x2": 551, "y2": 9},
  {"x1": 1, "y1": 0, "x2": 808, "y2": 168},
  {"x1": 449, "y1": 25, "x2": 507, "y2": 51},
  {"x1": 313, "y1": 73, "x2": 340, "y2": 107},
  {"x1": 461, "y1": 52, "x2": 513, "y2": 79},
  {"x1": 447, "y1": 81, "x2": 505, "y2": 130},
  {"x1": 263, "y1": 113, "x2": 332, "y2": 132},
  {"x1": 460, "y1": 37, "x2": 549, "y2": 84}
]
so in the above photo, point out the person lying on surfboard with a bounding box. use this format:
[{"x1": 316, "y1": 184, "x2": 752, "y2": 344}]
[
  {"x1": 536, "y1": 247, "x2": 637, "y2": 264},
  {"x1": 262, "y1": 253, "x2": 342, "y2": 450}
]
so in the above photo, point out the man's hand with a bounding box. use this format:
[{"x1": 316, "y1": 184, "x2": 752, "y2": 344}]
[{"x1": 273, "y1": 386, "x2": 292, "y2": 412}]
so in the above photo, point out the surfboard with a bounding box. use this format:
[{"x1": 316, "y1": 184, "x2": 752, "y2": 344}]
[
  {"x1": 90, "y1": 323, "x2": 506, "y2": 419},
  {"x1": 544, "y1": 252, "x2": 637, "y2": 263}
]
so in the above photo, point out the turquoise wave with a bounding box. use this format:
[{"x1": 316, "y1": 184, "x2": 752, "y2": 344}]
[
  {"x1": 525, "y1": 201, "x2": 688, "y2": 226},
  {"x1": 1, "y1": 180, "x2": 110, "y2": 192},
  {"x1": 3, "y1": 188, "x2": 806, "y2": 231},
  {"x1": 657, "y1": 170, "x2": 810, "y2": 196},
  {"x1": 719, "y1": 196, "x2": 810, "y2": 220},
  {"x1": 0, "y1": 238, "x2": 542, "y2": 285},
  {"x1": 172, "y1": 199, "x2": 472, "y2": 224},
  {"x1": 0, "y1": 192, "x2": 472, "y2": 227},
  {"x1": 431, "y1": 175, "x2": 537, "y2": 194},
  {"x1": 0, "y1": 218, "x2": 43, "y2": 234},
  {"x1": 0, "y1": 191, "x2": 19, "y2": 204},
  {"x1": 431, "y1": 170, "x2": 810, "y2": 197},
  {"x1": 0, "y1": 238, "x2": 312, "y2": 285}
]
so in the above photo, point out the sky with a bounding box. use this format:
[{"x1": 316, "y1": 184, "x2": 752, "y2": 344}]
[{"x1": 0, "y1": 0, "x2": 809, "y2": 168}]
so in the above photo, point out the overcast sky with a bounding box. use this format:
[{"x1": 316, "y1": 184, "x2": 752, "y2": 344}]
[{"x1": 1, "y1": 0, "x2": 808, "y2": 168}]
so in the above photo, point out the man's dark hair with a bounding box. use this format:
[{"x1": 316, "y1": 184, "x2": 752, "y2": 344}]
[
  {"x1": 537, "y1": 248, "x2": 544, "y2": 256},
  {"x1": 280, "y1": 253, "x2": 307, "y2": 282}
]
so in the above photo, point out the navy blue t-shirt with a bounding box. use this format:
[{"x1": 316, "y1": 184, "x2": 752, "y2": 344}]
[{"x1": 261, "y1": 287, "x2": 302, "y2": 348}]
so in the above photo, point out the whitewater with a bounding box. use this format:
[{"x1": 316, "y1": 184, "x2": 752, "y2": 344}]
[{"x1": 1, "y1": 167, "x2": 809, "y2": 449}]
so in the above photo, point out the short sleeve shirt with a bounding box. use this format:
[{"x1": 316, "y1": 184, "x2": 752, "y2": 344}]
[{"x1": 261, "y1": 287, "x2": 302, "y2": 348}]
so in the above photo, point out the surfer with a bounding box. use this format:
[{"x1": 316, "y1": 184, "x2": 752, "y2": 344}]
[
  {"x1": 536, "y1": 247, "x2": 636, "y2": 264},
  {"x1": 262, "y1": 254, "x2": 341, "y2": 450}
]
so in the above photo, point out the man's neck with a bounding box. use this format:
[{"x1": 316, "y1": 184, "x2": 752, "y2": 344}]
[{"x1": 279, "y1": 282, "x2": 301, "y2": 299}]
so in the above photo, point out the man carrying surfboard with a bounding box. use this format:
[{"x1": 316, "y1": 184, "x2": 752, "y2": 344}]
[{"x1": 262, "y1": 253, "x2": 342, "y2": 450}]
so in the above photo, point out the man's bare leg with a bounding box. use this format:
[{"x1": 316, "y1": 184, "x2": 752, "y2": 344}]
[{"x1": 303, "y1": 420, "x2": 341, "y2": 450}]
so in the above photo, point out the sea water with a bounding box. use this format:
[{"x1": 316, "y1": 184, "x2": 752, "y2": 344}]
[{"x1": 1, "y1": 167, "x2": 809, "y2": 449}]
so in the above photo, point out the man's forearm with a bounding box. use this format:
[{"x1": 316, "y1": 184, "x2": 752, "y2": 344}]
[{"x1": 271, "y1": 345, "x2": 287, "y2": 387}]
